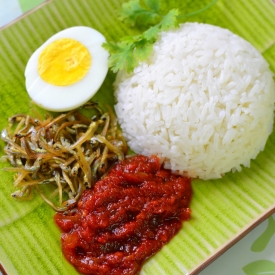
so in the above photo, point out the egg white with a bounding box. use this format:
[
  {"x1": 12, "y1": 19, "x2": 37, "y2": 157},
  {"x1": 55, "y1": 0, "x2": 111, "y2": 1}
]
[{"x1": 25, "y1": 26, "x2": 109, "y2": 112}]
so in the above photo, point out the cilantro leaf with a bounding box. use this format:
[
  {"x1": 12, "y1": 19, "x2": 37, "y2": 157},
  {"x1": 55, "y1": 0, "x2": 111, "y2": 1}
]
[
  {"x1": 134, "y1": 39, "x2": 153, "y2": 62},
  {"x1": 139, "y1": 0, "x2": 160, "y2": 13},
  {"x1": 103, "y1": 41, "x2": 138, "y2": 73},
  {"x1": 118, "y1": 0, "x2": 161, "y2": 27},
  {"x1": 104, "y1": 0, "x2": 218, "y2": 73},
  {"x1": 143, "y1": 25, "x2": 159, "y2": 41},
  {"x1": 103, "y1": 1, "x2": 180, "y2": 73},
  {"x1": 159, "y1": 9, "x2": 179, "y2": 30},
  {"x1": 143, "y1": 9, "x2": 179, "y2": 40}
]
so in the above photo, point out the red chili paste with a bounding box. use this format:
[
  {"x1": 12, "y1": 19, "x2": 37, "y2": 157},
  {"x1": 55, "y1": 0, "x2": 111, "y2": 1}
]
[{"x1": 54, "y1": 155, "x2": 192, "y2": 275}]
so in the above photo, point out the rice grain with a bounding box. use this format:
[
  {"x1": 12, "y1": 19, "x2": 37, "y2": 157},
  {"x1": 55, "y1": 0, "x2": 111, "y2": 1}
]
[{"x1": 114, "y1": 23, "x2": 275, "y2": 180}]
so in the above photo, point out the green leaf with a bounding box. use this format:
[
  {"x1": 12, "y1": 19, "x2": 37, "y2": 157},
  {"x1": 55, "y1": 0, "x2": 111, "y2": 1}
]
[
  {"x1": 102, "y1": 41, "x2": 121, "y2": 52},
  {"x1": 243, "y1": 260, "x2": 275, "y2": 275},
  {"x1": 104, "y1": 0, "x2": 181, "y2": 73},
  {"x1": 139, "y1": 0, "x2": 160, "y2": 12},
  {"x1": 104, "y1": 41, "x2": 138, "y2": 73},
  {"x1": 121, "y1": 34, "x2": 143, "y2": 43},
  {"x1": 143, "y1": 25, "x2": 160, "y2": 40},
  {"x1": 118, "y1": 0, "x2": 142, "y2": 25},
  {"x1": 118, "y1": 0, "x2": 160, "y2": 27},
  {"x1": 159, "y1": 9, "x2": 179, "y2": 31},
  {"x1": 105, "y1": 2, "x2": 182, "y2": 73},
  {"x1": 134, "y1": 39, "x2": 153, "y2": 62}
]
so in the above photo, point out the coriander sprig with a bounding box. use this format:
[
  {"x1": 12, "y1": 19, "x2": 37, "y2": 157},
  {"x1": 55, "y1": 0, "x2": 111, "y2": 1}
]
[
  {"x1": 118, "y1": 0, "x2": 164, "y2": 28},
  {"x1": 103, "y1": 0, "x2": 218, "y2": 73},
  {"x1": 103, "y1": 0, "x2": 179, "y2": 73},
  {"x1": 103, "y1": 6, "x2": 179, "y2": 73}
]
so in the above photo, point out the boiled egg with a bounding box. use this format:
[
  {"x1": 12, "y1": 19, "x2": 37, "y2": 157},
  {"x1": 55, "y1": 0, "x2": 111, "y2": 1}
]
[{"x1": 25, "y1": 26, "x2": 109, "y2": 112}]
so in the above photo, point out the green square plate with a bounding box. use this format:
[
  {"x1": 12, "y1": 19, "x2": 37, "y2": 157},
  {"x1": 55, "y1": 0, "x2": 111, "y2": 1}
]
[{"x1": 0, "y1": 0, "x2": 275, "y2": 274}]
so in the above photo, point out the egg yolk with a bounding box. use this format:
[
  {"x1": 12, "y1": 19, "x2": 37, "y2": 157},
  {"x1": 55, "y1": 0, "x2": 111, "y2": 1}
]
[{"x1": 38, "y1": 38, "x2": 91, "y2": 86}]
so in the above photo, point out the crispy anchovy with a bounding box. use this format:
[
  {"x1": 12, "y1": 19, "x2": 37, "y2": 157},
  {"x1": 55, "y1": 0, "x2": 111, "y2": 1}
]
[
  {"x1": 1, "y1": 101, "x2": 127, "y2": 212},
  {"x1": 11, "y1": 185, "x2": 33, "y2": 200},
  {"x1": 75, "y1": 144, "x2": 92, "y2": 188},
  {"x1": 91, "y1": 135, "x2": 125, "y2": 161},
  {"x1": 14, "y1": 118, "x2": 26, "y2": 136},
  {"x1": 53, "y1": 120, "x2": 84, "y2": 141},
  {"x1": 53, "y1": 171, "x2": 62, "y2": 205},
  {"x1": 70, "y1": 121, "x2": 99, "y2": 150}
]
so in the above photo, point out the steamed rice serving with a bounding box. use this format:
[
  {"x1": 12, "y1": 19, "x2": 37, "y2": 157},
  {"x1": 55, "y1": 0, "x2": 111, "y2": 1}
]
[{"x1": 114, "y1": 23, "x2": 275, "y2": 180}]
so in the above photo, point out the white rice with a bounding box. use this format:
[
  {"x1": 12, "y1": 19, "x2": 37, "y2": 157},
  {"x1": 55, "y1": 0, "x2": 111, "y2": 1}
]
[{"x1": 114, "y1": 23, "x2": 275, "y2": 180}]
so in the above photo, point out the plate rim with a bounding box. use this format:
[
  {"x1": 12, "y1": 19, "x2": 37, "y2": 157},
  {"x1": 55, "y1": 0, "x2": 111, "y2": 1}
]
[{"x1": 190, "y1": 205, "x2": 275, "y2": 274}]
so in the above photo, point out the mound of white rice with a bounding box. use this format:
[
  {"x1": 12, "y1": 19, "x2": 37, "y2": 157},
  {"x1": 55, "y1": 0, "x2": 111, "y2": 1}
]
[{"x1": 114, "y1": 23, "x2": 275, "y2": 180}]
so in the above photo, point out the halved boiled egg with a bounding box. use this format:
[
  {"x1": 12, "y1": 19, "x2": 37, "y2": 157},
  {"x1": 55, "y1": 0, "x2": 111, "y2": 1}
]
[{"x1": 25, "y1": 26, "x2": 109, "y2": 112}]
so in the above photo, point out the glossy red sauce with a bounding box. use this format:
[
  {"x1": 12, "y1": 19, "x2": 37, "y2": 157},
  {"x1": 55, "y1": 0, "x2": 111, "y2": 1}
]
[{"x1": 54, "y1": 155, "x2": 192, "y2": 275}]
